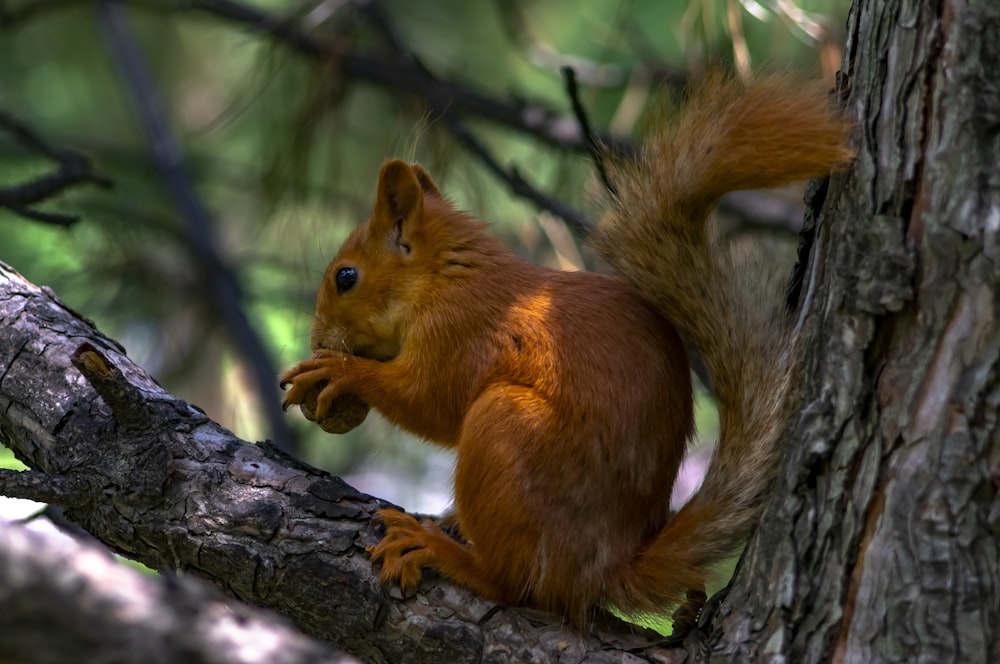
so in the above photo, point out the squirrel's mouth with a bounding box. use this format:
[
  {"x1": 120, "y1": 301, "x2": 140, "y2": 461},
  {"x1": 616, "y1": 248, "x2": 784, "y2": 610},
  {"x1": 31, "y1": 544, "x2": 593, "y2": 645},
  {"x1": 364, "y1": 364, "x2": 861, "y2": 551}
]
[
  {"x1": 350, "y1": 333, "x2": 401, "y2": 362},
  {"x1": 359, "y1": 349, "x2": 397, "y2": 362},
  {"x1": 344, "y1": 344, "x2": 397, "y2": 363},
  {"x1": 311, "y1": 332, "x2": 398, "y2": 363}
]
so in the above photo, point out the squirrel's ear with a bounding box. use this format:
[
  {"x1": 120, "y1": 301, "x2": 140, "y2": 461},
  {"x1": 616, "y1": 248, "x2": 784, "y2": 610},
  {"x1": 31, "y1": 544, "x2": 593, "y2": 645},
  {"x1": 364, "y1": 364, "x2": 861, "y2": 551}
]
[
  {"x1": 410, "y1": 164, "x2": 442, "y2": 197},
  {"x1": 374, "y1": 159, "x2": 424, "y2": 232}
]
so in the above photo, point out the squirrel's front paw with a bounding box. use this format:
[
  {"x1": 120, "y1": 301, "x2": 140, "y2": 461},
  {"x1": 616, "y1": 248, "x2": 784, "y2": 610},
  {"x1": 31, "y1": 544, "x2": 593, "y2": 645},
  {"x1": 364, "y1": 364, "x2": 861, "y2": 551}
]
[
  {"x1": 367, "y1": 509, "x2": 434, "y2": 594},
  {"x1": 280, "y1": 355, "x2": 370, "y2": 433}
]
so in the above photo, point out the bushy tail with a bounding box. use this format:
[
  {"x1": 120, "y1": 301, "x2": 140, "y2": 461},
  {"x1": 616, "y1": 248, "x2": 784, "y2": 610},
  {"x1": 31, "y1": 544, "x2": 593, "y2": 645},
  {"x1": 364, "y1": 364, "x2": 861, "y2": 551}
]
[{"x1": 591, "y1": 73, "x2": 852, "y2": 614}]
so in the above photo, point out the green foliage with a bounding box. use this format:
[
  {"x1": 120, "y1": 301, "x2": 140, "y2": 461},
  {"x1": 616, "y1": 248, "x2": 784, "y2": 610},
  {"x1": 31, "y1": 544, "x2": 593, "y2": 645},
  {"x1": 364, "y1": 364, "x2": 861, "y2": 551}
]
[
  {"x1": 0, "y1": 447, "x2": 27, "y2": 472},
  {"x1": 1, "y1": 0, "x2": 846, "y2": 497}
]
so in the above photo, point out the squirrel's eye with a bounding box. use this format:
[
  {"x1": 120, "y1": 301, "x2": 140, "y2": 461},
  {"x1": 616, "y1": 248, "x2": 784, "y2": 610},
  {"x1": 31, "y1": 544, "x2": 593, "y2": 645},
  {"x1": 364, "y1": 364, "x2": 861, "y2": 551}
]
[{"x1": 335, "y1": 267, "x2": 358, "y2": 294}]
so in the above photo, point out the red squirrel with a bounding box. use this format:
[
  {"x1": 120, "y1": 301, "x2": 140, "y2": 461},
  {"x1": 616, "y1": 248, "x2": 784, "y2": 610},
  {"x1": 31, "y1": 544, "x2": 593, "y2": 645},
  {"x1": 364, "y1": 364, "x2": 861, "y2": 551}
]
[{"x1": 280, "y1": 74, "x2": 852, "y2": 626}]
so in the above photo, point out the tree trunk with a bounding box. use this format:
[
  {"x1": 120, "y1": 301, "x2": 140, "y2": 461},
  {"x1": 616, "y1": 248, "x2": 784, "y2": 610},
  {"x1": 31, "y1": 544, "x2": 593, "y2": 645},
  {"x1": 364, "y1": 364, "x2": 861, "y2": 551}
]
[{"x1": 707, "y1": 0, "x2": 1000, "y2": 661}]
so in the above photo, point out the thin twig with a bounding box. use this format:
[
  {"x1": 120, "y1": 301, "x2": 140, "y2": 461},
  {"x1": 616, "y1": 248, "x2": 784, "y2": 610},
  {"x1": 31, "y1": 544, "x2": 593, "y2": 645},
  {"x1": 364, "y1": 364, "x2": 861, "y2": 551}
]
[
  {"x1": 0, "y1": 0, "x2": 91, "y2": 28},
  {"x1": 562, "y1": 66, "x2": 618, "y2": 198},
  {"x1": 445, "y1": 117, "x2": 590, "y2": 235},
  {"x1": 0, "y1": 202, "x2": 80, "y2": 226},
  {"x1": 356, "y1": 0, "x2": 590, "y2": 234},
  {"x1": 0, "y1": 110, "x2": 112, "y2": 225}
]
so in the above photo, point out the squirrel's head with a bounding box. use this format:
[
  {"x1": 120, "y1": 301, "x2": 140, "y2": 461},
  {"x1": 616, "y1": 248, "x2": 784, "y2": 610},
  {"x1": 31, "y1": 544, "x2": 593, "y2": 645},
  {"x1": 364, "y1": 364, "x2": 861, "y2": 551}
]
[{"x1": 310, "y1": 159, "x2": 446, "y2": 361}]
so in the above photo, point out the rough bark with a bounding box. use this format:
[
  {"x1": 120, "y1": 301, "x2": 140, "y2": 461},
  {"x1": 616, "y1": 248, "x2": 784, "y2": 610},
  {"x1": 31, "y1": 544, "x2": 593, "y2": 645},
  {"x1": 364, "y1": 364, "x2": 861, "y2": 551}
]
[
  {"x1": 706, "y1": 0, "x2": 1000, "y2": 661},
  {"x1": 0, "y1": 261, "x2": 679, "y2": 663}
]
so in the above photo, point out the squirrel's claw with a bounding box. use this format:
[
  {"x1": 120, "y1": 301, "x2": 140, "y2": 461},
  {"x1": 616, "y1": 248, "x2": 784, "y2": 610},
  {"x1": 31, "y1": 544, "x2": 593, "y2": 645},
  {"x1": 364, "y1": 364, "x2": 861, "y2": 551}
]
[
  {"x1": 279, "y1": 367, "x2": 300, "y2": 392},
  {"x1": 281, "y1": 369, "x2": 325, "y2": 408},
  {"x1": 368, "y1": 509, "x2": 431, "y2": 595}
]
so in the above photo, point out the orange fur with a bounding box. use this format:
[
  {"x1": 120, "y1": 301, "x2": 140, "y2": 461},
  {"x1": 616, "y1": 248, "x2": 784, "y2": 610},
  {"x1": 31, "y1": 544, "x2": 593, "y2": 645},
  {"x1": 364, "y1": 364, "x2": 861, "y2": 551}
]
[{"x1": 281, "y1": 74, "x2": 852, "y2": 625}]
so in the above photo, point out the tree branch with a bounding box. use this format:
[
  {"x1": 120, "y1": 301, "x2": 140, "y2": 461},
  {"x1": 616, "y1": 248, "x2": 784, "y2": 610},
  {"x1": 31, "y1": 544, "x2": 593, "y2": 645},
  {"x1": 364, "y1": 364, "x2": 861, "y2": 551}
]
[
  {"x1": 0, "y1": 259, "x2": 689, "y2": 662},
  {"x1": 0, "y1": 469, "x2": 83, "y2": 504},
  {"x1": 0, "y1": 520, "x2": 354, "y2": 664}
]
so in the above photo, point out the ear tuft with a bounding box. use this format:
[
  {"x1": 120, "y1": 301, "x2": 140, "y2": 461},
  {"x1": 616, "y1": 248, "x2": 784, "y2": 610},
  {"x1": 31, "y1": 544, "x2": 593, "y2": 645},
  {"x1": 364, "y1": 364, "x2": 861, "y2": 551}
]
[
  {"x1": 411, "y1": 164, "x2": 442, "y2": 197},
  {"x1": 374, "y1": 159, "x2": 424, "y2": 225}
]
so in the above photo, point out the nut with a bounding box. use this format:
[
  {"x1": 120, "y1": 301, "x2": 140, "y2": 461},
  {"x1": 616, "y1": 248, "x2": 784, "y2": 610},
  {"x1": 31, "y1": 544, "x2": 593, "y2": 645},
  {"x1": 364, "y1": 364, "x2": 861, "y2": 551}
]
[{"x1": 300, "y1": 384, "x2": 370, "y2": 434}]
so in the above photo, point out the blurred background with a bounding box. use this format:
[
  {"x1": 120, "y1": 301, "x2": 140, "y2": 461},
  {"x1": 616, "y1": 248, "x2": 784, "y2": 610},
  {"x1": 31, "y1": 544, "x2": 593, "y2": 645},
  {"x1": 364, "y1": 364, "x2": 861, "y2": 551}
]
[{"x1": 0, "y1": 0, "x2": 848, "y2": 516}]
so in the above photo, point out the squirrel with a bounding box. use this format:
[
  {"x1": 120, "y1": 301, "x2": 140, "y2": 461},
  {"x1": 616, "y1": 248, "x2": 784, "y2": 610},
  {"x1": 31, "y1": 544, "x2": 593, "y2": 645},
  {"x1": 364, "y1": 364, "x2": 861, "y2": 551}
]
[{"x1": 280, "y1": 73, "x2": 852, "y2": 628}]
